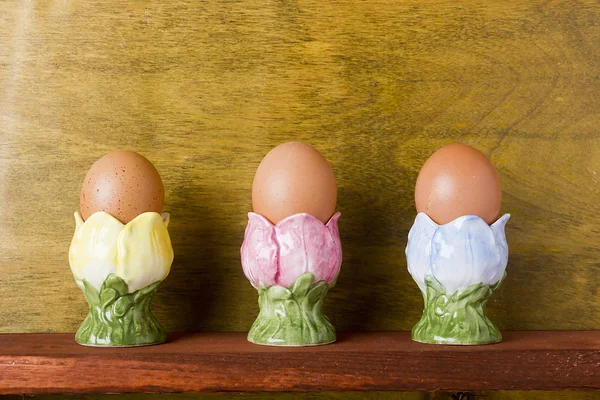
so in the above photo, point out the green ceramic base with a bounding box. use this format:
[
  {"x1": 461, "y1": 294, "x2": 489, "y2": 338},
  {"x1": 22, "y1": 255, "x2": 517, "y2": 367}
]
[
  {"x1": 75, "y1": 274, "x2": 166, "y2": 347},
  {"x1": 248, "y1": 273, "x2": 336, "y2": 346},
  {"x1": 412, "y1": 273, "x2": 505, "y2": 345}
]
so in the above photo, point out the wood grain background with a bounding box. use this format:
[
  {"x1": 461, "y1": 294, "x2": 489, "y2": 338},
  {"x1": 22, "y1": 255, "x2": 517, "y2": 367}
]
[{"x1": 1, "y1": 0, "x2": 599, "y2": 341}]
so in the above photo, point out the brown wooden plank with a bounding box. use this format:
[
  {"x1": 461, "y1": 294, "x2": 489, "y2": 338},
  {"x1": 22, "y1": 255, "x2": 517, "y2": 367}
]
[
  {"x1": 1, "y1": 394, "x2": 429, "y2": 400},
  {"x1": 5, "y1": 394, "x2": 600, "y2": 400},
  {"x1": 0, "y1": 331, "x2": 599, "y2": 394}
]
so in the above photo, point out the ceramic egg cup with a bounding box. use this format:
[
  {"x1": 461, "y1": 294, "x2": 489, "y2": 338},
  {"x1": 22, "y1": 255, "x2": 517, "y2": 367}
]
[
  {"x1": 69, "y1": 211, "x2": 174, "y2": 347},
  {"x1": 241, "y1": 212, "x2": 342, "y2": 346},
  {"x1": 406, "y1": 213, "x2": 510, "y2": 345}
]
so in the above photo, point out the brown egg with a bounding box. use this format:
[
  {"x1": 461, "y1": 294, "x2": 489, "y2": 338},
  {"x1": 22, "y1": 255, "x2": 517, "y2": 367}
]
[
  {"x1": 252, "y1": 142, "x2": 337, "y2": 224},
  {"x1": 415, "y1": 144, "x2": 501, "y2": 225},
  {"x1": 80, "y1": 151, "x2": 164, "y2": 224}
]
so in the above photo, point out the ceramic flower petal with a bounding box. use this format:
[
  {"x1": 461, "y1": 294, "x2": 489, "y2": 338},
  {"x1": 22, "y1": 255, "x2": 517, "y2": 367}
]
[
  {"x1": 491, "y1": 213, "x2": 510, "y2": 259},
  {"x1": 406, "y1": 213, "x2": 510, "y2": 294},
  {"x1": 276, "y1": 212, "x2": 342, "y2": 288},
  {"x1": 324, "y1": 213, "x2": 343, "y2": 284},
  {"x1": 69, "y1": 211, "x2": 174, "y2": 293},
  {"x1": 240, "y1": 213, "x2": 279, "y2": 288},
  {"x1": 117, "y1": 212, "x2": 174, "y2": 293},
  {"x1": 69, "y1": 212, "x2": 122, "y2": 291},
  {"x1": 241, "y1": 212, "x2": 342, "y2": 289},
  {"x1": 406, "y1": 213, "x2": 439, "y2": 293}
]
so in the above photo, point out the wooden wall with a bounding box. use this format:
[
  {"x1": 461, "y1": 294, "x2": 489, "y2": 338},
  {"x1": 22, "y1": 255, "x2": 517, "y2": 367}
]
[{"x1": 1, "y1": 0, "x2": 599, "y2": 397}]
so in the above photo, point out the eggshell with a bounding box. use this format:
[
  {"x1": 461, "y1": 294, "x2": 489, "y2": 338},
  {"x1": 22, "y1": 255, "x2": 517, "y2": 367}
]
[
  {"x1": 252, "y1": 142, "x2": 337, "y2": 225},
  {"x1": 415, "y1": 144, "x2": 501, "y2": 225},
  {"x1": 80, "y1": 151, "x2": 164, "y2": 224}
]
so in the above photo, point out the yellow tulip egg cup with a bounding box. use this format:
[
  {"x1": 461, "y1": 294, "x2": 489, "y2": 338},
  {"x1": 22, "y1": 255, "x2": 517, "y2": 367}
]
[{"x1": 69, "y1": 211, "x2": 174, "y2": 347}]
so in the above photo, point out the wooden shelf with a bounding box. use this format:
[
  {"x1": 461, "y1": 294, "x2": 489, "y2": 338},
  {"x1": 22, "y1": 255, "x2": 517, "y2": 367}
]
[{"x1": 1, "y1": 331, "x2": 599, "y2": 394}]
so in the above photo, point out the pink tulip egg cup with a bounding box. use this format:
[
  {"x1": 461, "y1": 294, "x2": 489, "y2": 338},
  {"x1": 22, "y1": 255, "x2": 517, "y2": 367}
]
[{"x1": 241, "y1": 212, "x2": 342, "y2": 346}]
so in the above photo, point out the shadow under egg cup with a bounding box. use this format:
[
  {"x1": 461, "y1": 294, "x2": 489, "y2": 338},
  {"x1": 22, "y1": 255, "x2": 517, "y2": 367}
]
[
  {"x1": 241, "y1": 212, "x2": 342, "y2": 346},
  {"x1": 69, "y1": 211, "x2": 174, "y2": 347},
  {"x1": 406, "y1": 213, "x2": 510, "y2": 345}
]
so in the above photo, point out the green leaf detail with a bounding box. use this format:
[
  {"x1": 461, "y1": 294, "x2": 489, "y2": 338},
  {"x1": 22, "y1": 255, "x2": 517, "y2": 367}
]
[
  {"x1": 412, "y1": 273, "x2": 506, "y2": 345},
  {"x1": 305, "y1": 280, "x2": 327, "y2": 304},
  {"x1": 247, "y1": 273, "x2": 336, "y2": 346},
  {"x1": 75, "y1": 274, "x2": 166, "y2": 347},
  {"x1": 100, "y1": 288, "x2": 118, "y2": 309},
  {"x1": 284, "y1": 299, "x2": 301, "y2": 326},
  {"x1": 101, "y1": 274, "x2": 128, "y2": 296},
  {"x1": 113, "y1": 296, "x2": 133, "y2": 317},
  {"x1": 290, "y1": 272, "x2": 313, "y2": 298},
  {"x1": 267, "y1": 285, "x2": 292, "y2": 300},
  {"x1": 76, "y1": 279, "x2": 100, "y2": 308}
]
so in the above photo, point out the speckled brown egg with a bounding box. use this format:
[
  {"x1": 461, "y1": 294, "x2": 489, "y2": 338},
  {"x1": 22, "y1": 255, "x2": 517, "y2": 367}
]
[
  {"x1": 80, "y1": 151, "x2": 164, "y2": 224},
  {"x1": 252, "y1": 142, "x2": 337, "y2": 225},
  {"x1": 415, "y1": 144, "x2": 501, "y2": 225}
]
